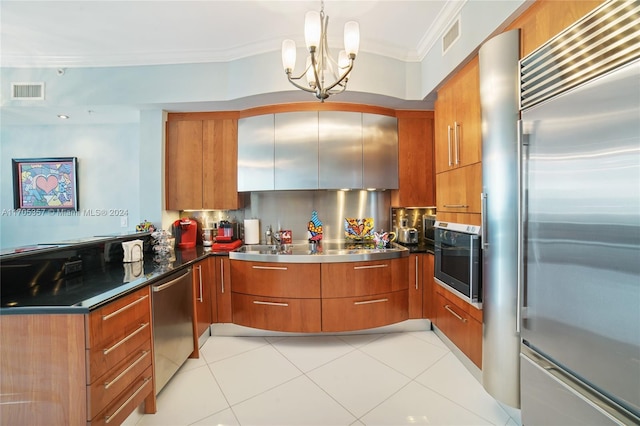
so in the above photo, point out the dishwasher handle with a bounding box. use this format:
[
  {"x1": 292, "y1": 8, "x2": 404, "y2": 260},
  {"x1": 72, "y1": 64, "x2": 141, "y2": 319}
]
[{"x1": 152, "y1": 268, "x2": 192, "y2": 292}]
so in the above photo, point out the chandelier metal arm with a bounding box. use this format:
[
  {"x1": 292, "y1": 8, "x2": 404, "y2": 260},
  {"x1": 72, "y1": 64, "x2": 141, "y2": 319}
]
[
  {"x1": 286, "y1": 71, "x2": 318, "y2": 94},
  {"x1": 321, "y1": 58, "x2": 354, "y2": 94}
]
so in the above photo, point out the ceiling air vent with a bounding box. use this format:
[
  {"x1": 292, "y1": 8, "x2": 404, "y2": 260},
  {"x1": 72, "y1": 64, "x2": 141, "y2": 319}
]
[
  {"x1": 442, "y1": 18, "x2": 460, "y2": 55},
  {"x1": 11, "y1": 82, "x2": 45, "y2": 100}
]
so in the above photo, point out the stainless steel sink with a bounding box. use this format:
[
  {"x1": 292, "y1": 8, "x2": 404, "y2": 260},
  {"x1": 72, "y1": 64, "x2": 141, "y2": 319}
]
[{"x1": 229, "y1": 241, "x2": 409, "y2": 263}]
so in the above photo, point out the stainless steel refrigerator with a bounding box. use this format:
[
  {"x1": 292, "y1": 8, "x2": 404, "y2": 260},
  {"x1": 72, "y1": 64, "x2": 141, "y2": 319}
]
[{"x1": 518, "y1": 1, "x2": 640, "y2": 423}]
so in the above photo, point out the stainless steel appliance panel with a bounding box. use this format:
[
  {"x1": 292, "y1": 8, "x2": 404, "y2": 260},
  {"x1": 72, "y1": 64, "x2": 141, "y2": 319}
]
[
  {"x1": 237, "y1": 114, "x2": 275, "y2": 191},
  {"x1": 275, "y1": 112, "x2": 319, "y2": 190},
  {"x1": 520, "y1": 348, "x2": 625, "y2": 426},
  {"x1": 363, "y1": 113, "x2": 398, "y2": 189},
  {"x1": 319, "y1": 111, "x2": 363, "y2": 189},
  {"x1": 152, "y1": 268, "x2": 194, "y2": 394},
  {"x1": 521, "y1": 60, "x2": 640, "y2": 418},
  {"x1": 478, "y1": 28, "x2": 521, "y2": 408}
]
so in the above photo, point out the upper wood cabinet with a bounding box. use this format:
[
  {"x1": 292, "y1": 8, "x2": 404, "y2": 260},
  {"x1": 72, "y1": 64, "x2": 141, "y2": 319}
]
[
  {"x1": 166, "y1": 113, "x2": 242, "y2": 211},
  {"x1": 391, "y1": 111, "x2": 435, "y2": 207},
  {"x1": 434, "y1": 57, "x2": 482, "y2": 174}
]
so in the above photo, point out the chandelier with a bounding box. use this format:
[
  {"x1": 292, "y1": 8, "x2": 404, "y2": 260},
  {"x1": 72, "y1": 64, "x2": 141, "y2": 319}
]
[{"x1": 281, "y1": 1, "x2": 360, "y2": 101}]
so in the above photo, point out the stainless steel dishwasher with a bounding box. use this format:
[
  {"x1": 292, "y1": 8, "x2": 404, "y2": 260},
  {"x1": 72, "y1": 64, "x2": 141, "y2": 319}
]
[{"x1": 151, "y1": 267, "x2": 194, "y2": 394}]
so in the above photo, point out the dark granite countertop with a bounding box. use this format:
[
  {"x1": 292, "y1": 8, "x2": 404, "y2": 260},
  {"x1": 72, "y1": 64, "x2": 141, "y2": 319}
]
[{"x1": 0, "y1": 239, "x2": 226, "y2": 315}]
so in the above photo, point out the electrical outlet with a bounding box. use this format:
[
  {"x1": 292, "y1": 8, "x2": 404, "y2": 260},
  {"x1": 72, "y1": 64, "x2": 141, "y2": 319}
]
[{"x1": 121, "y1": 216, "x2": 128, "y2": 227}]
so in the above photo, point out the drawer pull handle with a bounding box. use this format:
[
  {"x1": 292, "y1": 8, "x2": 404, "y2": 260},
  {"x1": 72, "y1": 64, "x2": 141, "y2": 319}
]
[
  {"x1": 104, "y1": 376, "x2": 152, "y2": 424},
  {"x1": 102, "y1": 294, "x2": 149, "y2": 321},
  {"x1": 253, "y1": 300, "x2": 289, "y2": 307},
  {"x1": 354, "y1": 298, "x2": 388, "y2": 305},
  {"x1": 444, "y1": 304, "x2": 467, "y2": 323},
  {"x1": 103, "y1": 323, "x2": 149, "y2": 355},
  {"x1": 104, "y1": 350, "x2": 150, "y2": 390},
  {"x1": 252, "y1": 266, "x2": 288, "y2": 271},
  {"x1": 443, "y1": 204, "x2": 469, "y2": 209},
  {"x1": 353, "y1": 264, "x2": 388, "y2": 270}
]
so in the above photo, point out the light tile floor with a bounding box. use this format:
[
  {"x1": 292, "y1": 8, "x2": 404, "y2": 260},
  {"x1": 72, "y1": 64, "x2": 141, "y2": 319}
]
[{"x1": 125, "y1": 330, "x2": 522, "y2": 426}]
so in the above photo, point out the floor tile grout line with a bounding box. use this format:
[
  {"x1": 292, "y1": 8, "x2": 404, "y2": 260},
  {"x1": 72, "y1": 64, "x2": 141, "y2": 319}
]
[
  {"x1": 410, "y1": 360, "x2": 511, "y2": 426},
  {"x1": 203, "y1": 360, "x2": 243, "y2": 425},
  {"x1": 202, "y1": 335, "x2": 272, "y2": 364}
]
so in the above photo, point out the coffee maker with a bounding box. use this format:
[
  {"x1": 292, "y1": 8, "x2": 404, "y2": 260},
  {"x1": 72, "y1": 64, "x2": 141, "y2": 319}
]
[{"x1": 173, "y1": 219, "x2": 197, "y2": 248}]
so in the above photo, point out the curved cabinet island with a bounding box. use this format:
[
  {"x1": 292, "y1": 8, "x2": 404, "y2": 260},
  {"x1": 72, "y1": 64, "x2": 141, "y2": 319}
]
[{"x1": 229, "y1": 242, "x2": 410, "y2": 333}]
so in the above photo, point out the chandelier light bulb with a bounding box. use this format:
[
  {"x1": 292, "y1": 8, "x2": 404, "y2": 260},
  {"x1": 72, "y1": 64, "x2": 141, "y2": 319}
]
[
  {"x1": 281, "y1": 39, "x2": 297, "y2": 72},
  {"x1": 344, "y1": 21, "x2": 360, "y2": 57},
  {"x1": 304, "y1": 11, "x2": 321, "y2": 50},
  {"x1": 282, "y1": 1, "x2": 358, "y2": 102}
]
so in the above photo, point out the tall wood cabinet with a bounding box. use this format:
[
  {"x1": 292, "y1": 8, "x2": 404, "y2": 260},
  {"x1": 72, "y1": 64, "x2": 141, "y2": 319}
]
[
  {"x1": 166, "y1": 113, "x2": 243, "y2": 211},
  {"x1": 434, "y1": 57, "x2": 483, "y2": 224},
  {"x1": 392, "y1": 111, "x2": 435, "y2": 207}
]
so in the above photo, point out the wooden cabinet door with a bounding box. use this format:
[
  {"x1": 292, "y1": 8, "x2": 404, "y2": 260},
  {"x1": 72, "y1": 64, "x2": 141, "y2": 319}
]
[
  {"x1": 322, "y1": 290, "x2": 409, "y2": 332},
  {"x1": 203, "y1": 118, "x2": 242, "y2": 210},
  {"x1": 232, "y1": 293, "x2": 321, "y2": 332},
  {"x1": 215, "y1": 257, "x2": 233, "y2": 323},
  {"x1": 193, "y1": 259, "x2": 212, "y2": 339},
  {"x1": 422, "y1": 253, "x2": 435, "y2": 320},
  {"x1": 393, "y1": 111, "x2": 435, "y2": 207},
  {"x1": 436, "y1": 162, "x2": 482, "y2": 214},
  {"x1": 230, "y1": 261, "x2": 321, "y2": 298},
  {"x1": 434, "y1": 83, "x2": 455, "y2": 174},
  {"x1": 166, "y1": 120, "x2": 203, "y2": 210},
  {"x1": 408, "y1": 254, "x2": 423, "y2": 318},
  {"x1": 321, "y1": 258, "x2": 407, "y2": 298},
  {"x1": 453, "y1": 57, "x2": 482, "y2": 169}
]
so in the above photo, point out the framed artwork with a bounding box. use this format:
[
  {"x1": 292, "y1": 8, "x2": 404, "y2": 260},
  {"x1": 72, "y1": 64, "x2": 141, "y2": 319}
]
[{"x1": 12, "y1": 157, "x2": 79, "y2": 210}]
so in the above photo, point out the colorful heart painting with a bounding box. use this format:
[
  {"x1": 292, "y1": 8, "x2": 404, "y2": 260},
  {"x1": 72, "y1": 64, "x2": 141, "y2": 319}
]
[{"x1": 35, "y1": 175, "x2": 59, "y2": 194}]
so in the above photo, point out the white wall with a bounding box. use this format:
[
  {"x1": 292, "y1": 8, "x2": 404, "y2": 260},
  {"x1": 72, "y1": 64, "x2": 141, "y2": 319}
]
[{"x1": 0, "y1": 123, "x2": 141, "y2": 248}]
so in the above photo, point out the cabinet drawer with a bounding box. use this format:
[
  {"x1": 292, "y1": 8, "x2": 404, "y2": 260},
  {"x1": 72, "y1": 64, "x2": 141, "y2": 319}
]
[
  {"x1": 90, "y1": 365, "x2": 153, "y2": 426},
  {"x1": 231, "y1": 261, "x2": 321, "y2": 298},
  {"x1": 87, "y1": 287, "x2": 151, "y2": 349},
  {"x1": 87, "y1": 319, "x2": 152, "y2": 382},
  {"x1": 321, "y1": 258, "x2": 408, "y2": 298},
  {"x1": 434, "y1": 291, "x2": 482, "y2": 368},
  {"x1": 232, "y1": 293, "x2": 321, "y2": 332},
  {"x1": 87, "y1": 341, "x2": 152, "y2": 418},
  {"x1": 322, "y1": 290, "x2": 408, "y2": 332}
]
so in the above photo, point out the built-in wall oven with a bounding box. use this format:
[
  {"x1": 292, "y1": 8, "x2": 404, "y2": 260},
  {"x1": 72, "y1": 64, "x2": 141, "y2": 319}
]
[{"x1": 434, "y1": 221, "x2": 482, "y2": 302}]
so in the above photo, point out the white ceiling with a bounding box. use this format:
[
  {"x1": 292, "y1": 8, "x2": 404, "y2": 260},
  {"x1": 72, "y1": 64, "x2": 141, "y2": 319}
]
[
  {"x1": 1, "y1": 1, "x2": 468, "y2": 123},
  {"x1": 1, "y1": 0, "x2": 461, "y2": 68}
]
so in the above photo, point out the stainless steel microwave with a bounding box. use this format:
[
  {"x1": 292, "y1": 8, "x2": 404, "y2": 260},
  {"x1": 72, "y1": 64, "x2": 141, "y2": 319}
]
[{"x1": 434, "y1": 221, "x2": 482, "y2": 302}]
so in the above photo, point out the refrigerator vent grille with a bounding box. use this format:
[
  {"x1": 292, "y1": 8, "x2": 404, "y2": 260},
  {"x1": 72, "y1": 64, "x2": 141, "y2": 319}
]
[
  {"x1": 519, "y1": 0, "x2": 640, "y2": 109},
  {"x1": 11, "y1": 82, "x2": 45, "y2": 100}
]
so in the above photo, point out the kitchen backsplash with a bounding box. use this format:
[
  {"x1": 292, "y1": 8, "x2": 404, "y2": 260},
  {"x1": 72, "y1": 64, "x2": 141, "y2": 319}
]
[{"x1": 185, "y1": 190, "x2": 392, "y2": 243}]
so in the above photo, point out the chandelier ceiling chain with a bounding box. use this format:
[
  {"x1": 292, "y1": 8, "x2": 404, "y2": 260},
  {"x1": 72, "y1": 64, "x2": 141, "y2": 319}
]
[{"x1": 281, "y1": 0, "x2": 360, "y2": 102}]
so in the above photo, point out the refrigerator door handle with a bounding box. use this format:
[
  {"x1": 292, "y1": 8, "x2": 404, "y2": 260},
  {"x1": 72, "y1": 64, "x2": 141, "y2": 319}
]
[
  {"x1": 516, "y1": 119, "x2": 528, "y2": 334},
  {"x1": 481, "y1": 193, "x2": 488, "y2": 249}
]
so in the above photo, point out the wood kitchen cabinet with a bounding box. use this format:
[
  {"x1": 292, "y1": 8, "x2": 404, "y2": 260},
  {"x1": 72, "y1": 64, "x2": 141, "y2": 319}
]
[
  {"x1": 433, "y1": 282, "x2": 483, "y2": 368},
  {"x1": 434, "y1": 57, "x2": 482, "y2": 223},
  {"x1": 422, "y1": 253, "x2": 436, "y2": 320},
  {"x1": 436, "y1": 162, "x2": 482, "y2": 216},
  {"x1": 434, "y1": 57, "x2": 481, "y2": 174},
  {"x1": 408, "y1": 253, "x2": 423, "y2": 318},
  {"x1": 409, "y1": 253, "x2": 436, "y2": 320},
  {"x1": 230, "y1": 261, "x2": 321, "y2": 332},
  {"x1": 391, "y1": 111, "x2": 435, "y2": 207},
  {"x1": 0, "y1": 287, "x2": 157, "y2": 425},
  {"x1": 213, "y1": 256, "x2": 233, "y2": 323},
  {"x1": 321, "y1": 258, "x2": 409, "y2": 332},
  {"x1": 192, "y1": 257, "x2": 214, "y2": 355},
  {"x1": 166, "y1": 113, "x2": 243, "y2": 211}
]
